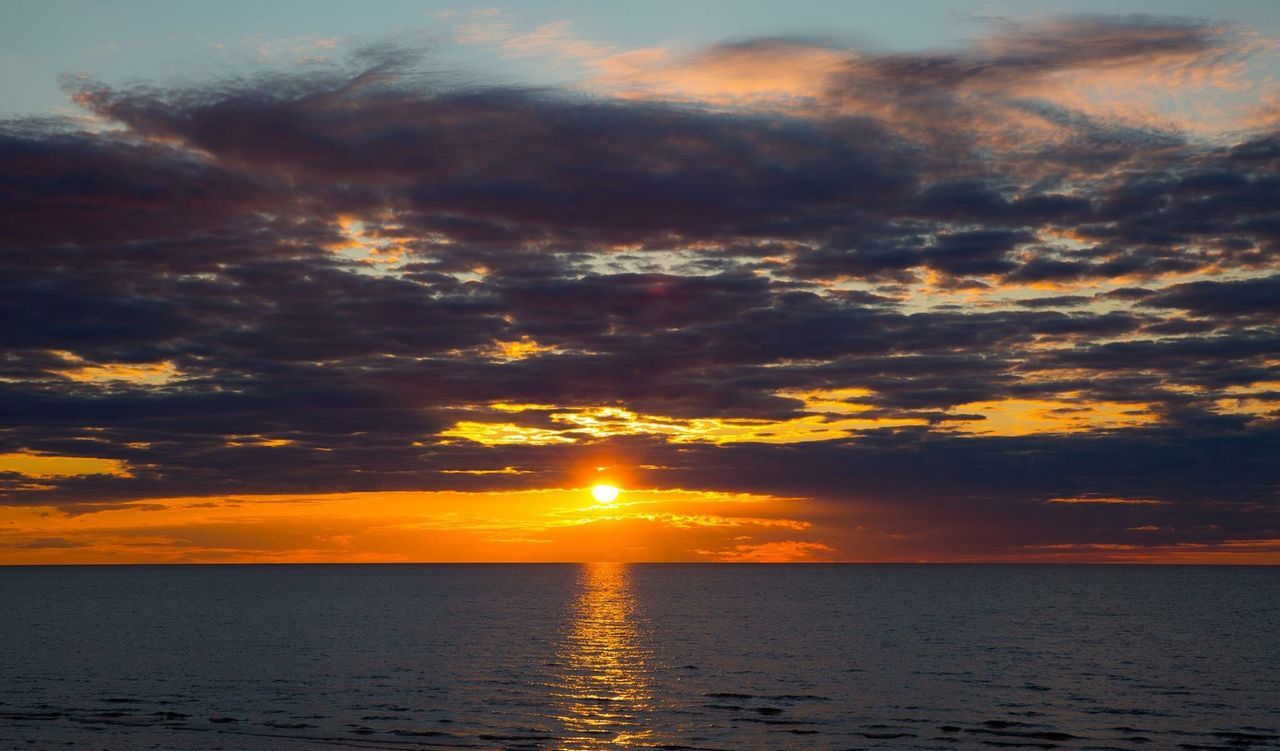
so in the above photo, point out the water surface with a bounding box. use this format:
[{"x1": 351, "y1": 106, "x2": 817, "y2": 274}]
[{"x1": 2, "y1": 564, "x2": 1277, "y2": 750}]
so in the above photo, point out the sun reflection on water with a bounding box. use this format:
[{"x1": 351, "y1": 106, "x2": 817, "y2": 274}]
[{"x1": 553, "y1": 562, "x2": 655, "y2": 749}]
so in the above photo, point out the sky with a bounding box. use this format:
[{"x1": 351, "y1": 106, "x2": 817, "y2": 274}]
[{"x1": 1, "y1": 1, "x2": 1278, "y2": 563}]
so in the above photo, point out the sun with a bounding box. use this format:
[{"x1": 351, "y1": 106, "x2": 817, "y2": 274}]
[{"x1": 590, "y1": 484, "x2": 620, "y2": 504}]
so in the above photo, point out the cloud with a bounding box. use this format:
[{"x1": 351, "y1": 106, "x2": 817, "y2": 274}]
[
  {"x1": 0, "y1": 452, "x2": 130, "y2": 479},
  {"x1": 1140, "y1": 275, "x2": 1280, "y2": 320},
  {"x1": 592, "y1": 39, "x2": 852, "y2": 105},
  {"x1": 0, "y1": 15, "x2": 1276, "y2": 561},
  {"x1": 697, "y1": 540, "x2": 836, "y2": 563},
  {"x1": 452, "y1": 11, "x2": 612, "y2": 63},
  {"x1": 9, "y1": 537, "x2": 90, "y2": 549}
]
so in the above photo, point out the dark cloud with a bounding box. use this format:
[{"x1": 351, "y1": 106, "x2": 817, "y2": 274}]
[
  {"x1": 73, "y1": 81, "x2": 919, "y2": 248},
  {"x1": 1140, "y1": 275, "x2": 1280, "y2": 320},
  {"x1": 6, "y1": 537, "x2": 91, "y2": 549}
]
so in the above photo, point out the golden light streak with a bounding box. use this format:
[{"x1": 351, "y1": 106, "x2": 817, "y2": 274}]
[
  {"x1": 1047, "y1": 496, "x2": 1169, "y2": 506},
  {"x1": 1211, "y1": 381, "x2": 1280, "y2": 420},
  {"x1": 439, "y1": 466, "x2": 532, "y2": 475},
  {"x1": 491, "y1": 336, "x2": 563, "y2": 361},
  {"x1": 440, "y1": 388, "x2": 1161, "y2": 447},
  {"x1": 441, "y1": 421, "x2": 576, "y2": 445},
  {"x1": 51, "y1": 351, "x2": 180, "y2": 386},
  {"x1": 224, "y1": 435, "x2": 295, "y2": 448},
  {"x1": 944, "y1": 396, "x2": 1159, "y2": 435},
  {"x1": 441, "y1": 399, "x2": 926, "y2": 446},
  {"x1": 0, "y1": 451, "x2": 130, "y2": 479}
]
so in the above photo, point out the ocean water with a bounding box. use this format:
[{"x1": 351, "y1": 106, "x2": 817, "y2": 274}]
[{"x1": 1, "y1": 564, "x2": 1277, "y2": 751}]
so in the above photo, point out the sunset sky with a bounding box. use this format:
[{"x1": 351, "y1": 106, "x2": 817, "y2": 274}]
[{"x1": 2, "y1": 1, "x2": 1278, "y2": 563}]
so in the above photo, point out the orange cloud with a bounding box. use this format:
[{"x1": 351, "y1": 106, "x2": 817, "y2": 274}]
[
  {"x1": 591, "y1": 41, "x2": 850, "y2": 106},
  {"x1": 1020, "y1": 539, "x2": 1280, "y2": 564},
  {"x1": 491, "y1": 336, "x2": 565, "y2": 361},
  {"x1": 590, "y1": 21, "x2": 1276, "y2": 141},
  {"x1": 50, "y1": 350, "x2": 180, "y2": 385},
  {"x1": 1048, "y1": 496, "x2": 1168, "y2": 506},
  {"x1": 440, "y1": 389, "x2": 1160, "y2": 447},
  {"x1": 945, "y1": 397, "x2": 1160, "y2": 435},
  {"x1": 0, "y1": 451, "x2": 130, "y2": 479},
  {"x1": 442, "y1": 402, "x2": 927, "y2": 445},
  {"x1": 697, "y1": 540, "x2": 836, "y2": 563}
]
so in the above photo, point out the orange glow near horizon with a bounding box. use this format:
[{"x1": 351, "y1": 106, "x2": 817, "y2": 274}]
[
  {"x1": 0, "y1": 487, "x2": 831, "y2": 565},
  {"x1": 2, "y1": 485, "x2": 1276, "y2": 564}
]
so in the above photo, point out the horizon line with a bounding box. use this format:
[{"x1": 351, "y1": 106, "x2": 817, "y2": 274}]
[{"x1": 2, "y1": 560, "x2": 1277, "y2": 567}]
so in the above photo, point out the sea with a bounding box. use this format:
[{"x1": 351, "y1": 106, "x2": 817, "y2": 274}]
[{"x1": 1, "y1": 564, "x2": 1277, "y2": 750}]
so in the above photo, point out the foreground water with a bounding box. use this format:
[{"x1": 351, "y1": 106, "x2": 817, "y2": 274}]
[{"x1": 1, "y1": 564, "x2": 1277, "y2": 750}]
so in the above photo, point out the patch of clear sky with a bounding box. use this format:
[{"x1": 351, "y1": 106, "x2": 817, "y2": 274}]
[{"x1": 2, "y1": 0, "x2": 1278, "y2": 118}]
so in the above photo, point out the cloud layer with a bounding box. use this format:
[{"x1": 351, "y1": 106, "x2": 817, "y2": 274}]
[{"x1": 2, "y1": 15, "x2": 1277, "y2": 561}]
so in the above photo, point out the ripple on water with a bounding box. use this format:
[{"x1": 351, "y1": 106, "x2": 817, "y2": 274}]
[{"x1": 0, "y1": 564, "x2": 1277, "y2": 751}]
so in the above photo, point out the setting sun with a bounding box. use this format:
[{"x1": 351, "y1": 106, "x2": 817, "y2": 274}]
[
  {"x1": 591, "y1": 484, "x2": 621, "y2": 504},
  {"x1": 4, "y1": 5, "x2": 1278, "y2": 751}
]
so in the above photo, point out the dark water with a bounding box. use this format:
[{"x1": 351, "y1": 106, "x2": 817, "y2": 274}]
[{"x1": 1, "y1": 564, "x2": 1278, "y2": 751}]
